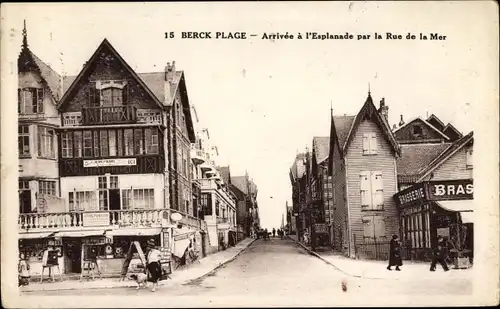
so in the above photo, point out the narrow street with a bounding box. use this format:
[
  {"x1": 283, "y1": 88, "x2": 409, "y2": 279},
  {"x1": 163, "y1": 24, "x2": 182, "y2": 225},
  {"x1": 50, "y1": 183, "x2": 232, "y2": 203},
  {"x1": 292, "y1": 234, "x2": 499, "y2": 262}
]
[{"x1": 24, "y1": 238, "x2": 472, "y2": 304}]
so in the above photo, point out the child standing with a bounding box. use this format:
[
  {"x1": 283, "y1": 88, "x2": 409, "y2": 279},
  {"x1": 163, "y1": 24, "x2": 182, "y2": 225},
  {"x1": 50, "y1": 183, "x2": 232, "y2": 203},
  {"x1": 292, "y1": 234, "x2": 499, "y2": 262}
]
[{"x1": 18, "y1": 253, "x2": 30, "y2": 286}]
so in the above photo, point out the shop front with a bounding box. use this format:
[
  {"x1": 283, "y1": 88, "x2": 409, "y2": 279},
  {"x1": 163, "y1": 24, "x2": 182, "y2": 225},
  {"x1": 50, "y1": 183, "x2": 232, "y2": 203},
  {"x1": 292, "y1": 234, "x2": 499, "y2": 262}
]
[{"x1": 394, "y1": 179, "x2": 473, "y2": 265}]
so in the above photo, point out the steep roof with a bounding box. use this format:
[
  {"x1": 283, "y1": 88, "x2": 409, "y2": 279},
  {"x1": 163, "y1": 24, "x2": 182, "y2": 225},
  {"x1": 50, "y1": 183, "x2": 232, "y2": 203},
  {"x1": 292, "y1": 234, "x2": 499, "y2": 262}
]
[
  {"x1": 217, "y1": 166, "x2": 231, "y2": 185},
  {"x1": 394, "y1": 117, "x2": 451, "y2": 141},
  {"x1": 18, "y1": 25, "x2": 62, "y2": 102},
  {"x1": 417, "y1": 131, "x2": 473, "y2": 181},
  {"x1": 426, "y1": 114, "x2": 446, "y2": 131},
  {"x1": 334, "y1": 94, "x2": 400, "y2": 156},
  {"x1": 312, "y1": 136, "x2": 330, "y2": 164},
  {"x1": 231, "y1": 176, "x2": 248, "y2": 195},
  {"x1": 397, "y1": 143, "x2": 452, "y2": 180},
  {"x1": 57, "y1": 39, "x2": 164, "y2": 111},
  {"x1": 290, "y1": 153, "x2": 307, "y2": 181},
  {"x1": 332, "y1": 115, "x2": 356, "y2": 150}
]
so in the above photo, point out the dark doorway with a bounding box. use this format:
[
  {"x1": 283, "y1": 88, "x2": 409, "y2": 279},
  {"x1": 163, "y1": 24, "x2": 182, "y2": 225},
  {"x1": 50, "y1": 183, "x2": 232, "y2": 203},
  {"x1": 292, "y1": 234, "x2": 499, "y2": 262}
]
[
  {"x1": 109, "y1": 189, "x2": 121, "y2": 211},
  {"x1": 64, "y1": 238, "x2": 82, "y2": 273},
  {"x1": 19, "y1": 190, "x2": 31, "y2": 214}
]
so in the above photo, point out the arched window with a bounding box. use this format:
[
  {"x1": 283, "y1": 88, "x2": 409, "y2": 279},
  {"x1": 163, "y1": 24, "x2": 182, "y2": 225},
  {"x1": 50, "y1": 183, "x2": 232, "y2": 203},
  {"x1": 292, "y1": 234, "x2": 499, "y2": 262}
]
[{"x1": 95, "y1": 80, "x2": 128, "y2": 106}]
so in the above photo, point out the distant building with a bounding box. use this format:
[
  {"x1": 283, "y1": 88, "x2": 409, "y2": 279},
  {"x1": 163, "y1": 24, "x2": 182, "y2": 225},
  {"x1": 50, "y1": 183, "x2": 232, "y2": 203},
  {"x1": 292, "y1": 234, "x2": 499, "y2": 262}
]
[{"x1": 289, "y1": 153, "x2": 308, "y2": 238}]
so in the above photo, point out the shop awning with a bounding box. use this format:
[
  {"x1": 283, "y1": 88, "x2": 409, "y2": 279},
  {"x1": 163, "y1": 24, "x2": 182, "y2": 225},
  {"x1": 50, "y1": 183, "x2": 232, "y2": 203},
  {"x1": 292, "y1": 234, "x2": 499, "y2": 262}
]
[
  {"x1": 173, "y1": 238, "x2": 191, "y2": 258},
  {"x1": 460, "y1": 212, "x2": 474, "y2": 224},
  {"x1": 18, "y1": 232, "x2": 55, "y2": 239},
  {"x1": 106, "y1": 228, "x2": 162, "y2": 237},
  {"x1": 436, "y1": 200, "x2": 473, "y2": 213},
  {"x1": 55, "y1": 230, "x2": 106, "y2": 237}
]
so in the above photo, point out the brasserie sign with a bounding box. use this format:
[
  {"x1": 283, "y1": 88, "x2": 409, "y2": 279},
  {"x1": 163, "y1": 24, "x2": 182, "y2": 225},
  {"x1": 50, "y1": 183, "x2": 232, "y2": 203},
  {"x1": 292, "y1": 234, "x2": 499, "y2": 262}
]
[{"x1": 395, "y1": 179, "x2": 473, "y2": 207}]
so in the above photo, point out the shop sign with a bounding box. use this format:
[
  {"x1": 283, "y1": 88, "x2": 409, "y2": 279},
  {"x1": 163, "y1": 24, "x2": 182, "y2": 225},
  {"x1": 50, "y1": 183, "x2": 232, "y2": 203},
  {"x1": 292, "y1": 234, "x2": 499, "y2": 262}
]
[
  {"x1": 395, "y1": 183, "x2": 427, "y2": 207},
  {"x1": 314, "y1": 223, "x2": 327, "y2": 233},
  {"x1": 83, "y1": 212, "x2": 110, "y2": 227},
  {"x1": 428, "y1": 179, "x2": 473, "y2": 201},
  {"x1": 83, "y1": 158, "x2": 136, "y2": 168},
  {"x1": 83, "y1": 236, "x2": 113, "y2": 245}
]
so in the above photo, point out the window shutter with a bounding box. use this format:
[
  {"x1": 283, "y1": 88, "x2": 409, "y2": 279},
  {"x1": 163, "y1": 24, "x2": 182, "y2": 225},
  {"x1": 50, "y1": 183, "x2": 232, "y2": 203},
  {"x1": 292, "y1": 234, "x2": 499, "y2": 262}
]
[
  {"x1": 362, "y1": 133, "x2": 369, "y2": 154},
  {"x1": 371, "y1": 171, "x2": 384, "y2": 209},
  {"x1": 373, "y1": 215, "x2": 386, "y2": 239},
  {"x1": 362, "y1": 216, "x2": 374, "y2": 239},
  {"x1": 369, "y1": 133, "x2": 378, "y2": 154},
  {"x1": 360, "y1": 171, "x2": 371, "y2": 208}
]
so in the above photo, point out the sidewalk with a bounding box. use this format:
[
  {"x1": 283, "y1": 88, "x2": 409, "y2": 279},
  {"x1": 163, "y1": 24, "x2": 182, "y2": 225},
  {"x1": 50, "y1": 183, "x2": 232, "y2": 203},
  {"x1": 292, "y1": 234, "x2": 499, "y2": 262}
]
[
  {"x1": 288, "y1": 236, "x2": 473, "y2": 280},
  {"x1": 20, "y1": 237, "x2": 255, "y2": 292}
]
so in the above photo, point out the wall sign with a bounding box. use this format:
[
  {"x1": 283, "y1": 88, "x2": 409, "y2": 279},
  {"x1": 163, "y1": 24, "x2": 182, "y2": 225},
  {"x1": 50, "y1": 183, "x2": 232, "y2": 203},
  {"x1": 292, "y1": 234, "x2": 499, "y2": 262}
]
[
  {"x1": 428, "y1": 179, "x2": 473, "y2": 201},
  {"x1": 314, "y1": 223, "x2": 327, "y2": 233},
  {"x1": 83, "y1": 212, "x2": 110, "y2": 227},
  {"x1": 83, "y1": 158, "x2": 137, "y2": 168},
  {"x1": 394, "y1": 182, "x2": 427, "y2": 208},
  {"x1": 83, "y1": 236, "x2": 113, "y2": 245}
]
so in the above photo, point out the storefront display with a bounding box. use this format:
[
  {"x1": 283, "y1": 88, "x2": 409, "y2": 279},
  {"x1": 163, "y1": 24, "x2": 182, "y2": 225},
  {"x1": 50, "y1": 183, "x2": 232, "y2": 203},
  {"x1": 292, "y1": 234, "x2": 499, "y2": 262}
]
[{"x1": 394, "y1": 179, "x2": 473, "y2": 263}]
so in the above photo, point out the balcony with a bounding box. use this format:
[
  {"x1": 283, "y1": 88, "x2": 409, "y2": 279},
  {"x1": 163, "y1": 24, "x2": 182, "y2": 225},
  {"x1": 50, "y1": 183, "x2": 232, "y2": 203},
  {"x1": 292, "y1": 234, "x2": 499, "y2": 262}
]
[
  {"x1": 82, "y1": 106, "x2": 137, "y2": 125},
  {"x1": 19, "y1": 209, "x2": 207, "y2": 232},
  {"x1": 190, "y1": 148, "x2": 206, "y2": 165}
]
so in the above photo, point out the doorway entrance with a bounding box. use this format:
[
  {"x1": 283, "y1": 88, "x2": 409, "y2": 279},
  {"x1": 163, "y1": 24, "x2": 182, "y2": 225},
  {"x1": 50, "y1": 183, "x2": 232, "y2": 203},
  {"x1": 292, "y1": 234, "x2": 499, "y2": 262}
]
[{"x1": 64, "y1": 238, "x2": 82, "y2": 274}]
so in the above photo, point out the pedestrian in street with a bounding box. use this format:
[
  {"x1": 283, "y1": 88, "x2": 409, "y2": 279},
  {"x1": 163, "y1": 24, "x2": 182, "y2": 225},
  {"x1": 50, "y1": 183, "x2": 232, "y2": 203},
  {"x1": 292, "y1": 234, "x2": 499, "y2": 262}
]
[
  {"x1": 272, "y1": 228, "x2": 276, "y2": 238},
  {"x1": 146, "y1": 239, "x2": 161, "y2": 292},
  {"x1": 18, "y1": 252, "x2": 30, "y2": 286},
  {"x1": 430, "y1": 236, "x2": 450, "y2": 272},
  {"x1": 387, "y1": 234, "x2": 402, "y2": 271}
]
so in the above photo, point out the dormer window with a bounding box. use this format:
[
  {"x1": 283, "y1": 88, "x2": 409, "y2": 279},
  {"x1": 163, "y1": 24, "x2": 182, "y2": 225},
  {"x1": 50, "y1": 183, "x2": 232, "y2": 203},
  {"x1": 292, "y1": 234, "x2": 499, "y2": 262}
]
[
  {"x1": 411, "y1": 125, "x2": 423, "y2": 138},
  {"x1": 18, "y1": 87, "x2": 43, "y2": 114},
  {"x1": 89, "y1": 80, "x2": 128, "y2": 107}
]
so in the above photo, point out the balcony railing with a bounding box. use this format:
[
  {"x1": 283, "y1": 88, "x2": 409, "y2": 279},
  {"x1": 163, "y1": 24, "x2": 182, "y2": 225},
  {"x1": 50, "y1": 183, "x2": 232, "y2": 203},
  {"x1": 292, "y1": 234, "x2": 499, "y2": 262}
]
[
  {"x1": 19, "y1": 209, "x2": 206, "y2": 231},
  {"x1": 190, "y1": 148, "x2": 206, "y2": 165},
  {"x1": 82, "y1": 105, "x2": 137, "y2": 125}
]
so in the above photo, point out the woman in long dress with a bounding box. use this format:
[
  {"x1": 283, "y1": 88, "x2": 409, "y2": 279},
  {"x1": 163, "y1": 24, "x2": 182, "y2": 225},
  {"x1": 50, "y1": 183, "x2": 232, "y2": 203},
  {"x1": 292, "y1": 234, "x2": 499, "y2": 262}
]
[
  {"x1": 146, "y1": 239, "x2": 161, "y2": 292},
  {"x1": 387, "y1": 234, "x2": 403, "y2": 271}
]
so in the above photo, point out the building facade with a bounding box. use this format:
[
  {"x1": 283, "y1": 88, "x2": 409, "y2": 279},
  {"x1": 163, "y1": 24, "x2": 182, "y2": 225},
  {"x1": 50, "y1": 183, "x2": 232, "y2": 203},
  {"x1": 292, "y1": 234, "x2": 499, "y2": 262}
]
[{"x1": 328, "y1": 94, "x2": 401, "y2": 258}]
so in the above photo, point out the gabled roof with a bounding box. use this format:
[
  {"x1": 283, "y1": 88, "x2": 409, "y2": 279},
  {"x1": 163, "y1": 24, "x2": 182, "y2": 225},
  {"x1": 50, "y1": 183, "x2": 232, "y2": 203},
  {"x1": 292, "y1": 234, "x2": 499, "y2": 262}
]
[
  {"x1": 394, "y1": 117, "x2": 451, "y2": 140},
  {"x1": 332, "y1": 116, "x2": 356, "y2": 150},
  {"x1": 417, "y1": 131, "x2": 473, "y2": 182},
  {"x1": 343, "y1": 94, "x2": 400, "y2": 156},
  {"x1": 231, "y1": 176, "x2": 248, "y2": 195},
  {"x1": 290, "y1": 153, "x2": 307, "y2": 181},
  {"x1": 397, "y1": 143, "x2": 452, "y2": 177},
  {"x1": 57, "y1": 39, "x2": 164, "y2": 111},
  {"x1": 18, "y1": 24, "x2": 62, "y2": 102},
  {"x1": 442, "y1": 123, "x2": 463, "y2": 140},
  {"x1": 312, "y1": 136, "x2": 330, "y2": 164},
  {"x1": 426, "y1": 114, "x2": 446, "y2": 131}
]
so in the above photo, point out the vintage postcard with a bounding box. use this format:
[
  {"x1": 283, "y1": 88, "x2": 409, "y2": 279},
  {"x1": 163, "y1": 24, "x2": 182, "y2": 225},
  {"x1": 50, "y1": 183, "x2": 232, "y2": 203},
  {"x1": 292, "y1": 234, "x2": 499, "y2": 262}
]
[{"x1": 1, "y1": 1, "x2": 498, "y2": 307}]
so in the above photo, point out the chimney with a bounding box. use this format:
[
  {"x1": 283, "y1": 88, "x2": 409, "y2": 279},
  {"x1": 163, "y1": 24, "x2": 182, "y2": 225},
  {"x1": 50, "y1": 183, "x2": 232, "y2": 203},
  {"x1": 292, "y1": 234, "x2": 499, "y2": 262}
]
[
  {"x1": 399, "y1": 114, "x2": 405, "y2": 127},
  {"x1": 164, "y1": 61, "x2": 176, "y2": 105},
  {"x1": 378, "y1": 98, "x2": 389, "y2": 121}
]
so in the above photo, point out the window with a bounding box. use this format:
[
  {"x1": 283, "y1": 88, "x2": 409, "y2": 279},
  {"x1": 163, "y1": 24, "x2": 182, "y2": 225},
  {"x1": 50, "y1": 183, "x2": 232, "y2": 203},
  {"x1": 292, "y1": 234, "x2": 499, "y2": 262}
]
[
  {"x1": 83, "y1": 131, "x2": 93, "y2": 157},
  {"x1": 19, "y1": 180, "x2": 30, "y2": 190},
  {"x1": 215, "y1": 199, "x2": 220, "y2": 216},
  {"x1": 18, "y1": 88, "x2": 43, "y2": 114},
  {"x1": 93, "y1": 131, "x2": 100, "y2": 157},
  {"x1": 37, "y1": 126, "x2": 55, "y2": 159},
  {"x1": 134, "y1": 129, "x2": 144, "y2": 155},
  {"x1": 362, "y1": 215, "x2": 386, "y2": 239},
  {"x1": 109, "y1": 130, "x2": 117, "y2": 156},
  {"x1": 124, "y1": 129, "x2": 134, "y2": 155},
  {"x1": 101, "y1": 88, "x2": 124, "y2": 106},
  {"x1": 362, "y1": 133, "x2": 378, "y2": 155},
  {"x1": 201, "y1": 193, "x2": 212, "y2": 215},
  {"x1": 117, "y1": 130, "x2": 124, "y2": 156},
  {"x1": 360, "y1": 171, "x2": 384, "y2": 210},
  {"x1": 39, "y1": 180, "x2": 56, "y2": 196},
  {"x1": 412, "y1": 125, "x2": 423, "y2": 138},
  {"x1": 18, "y1": 125, "x2": 30, "y2": 157},
  {"x1": 100, "y1": 131, "x2": 109, "y2": 157},
  {"x1": 74, "y1": 131, "x2": 83, "y2": 158},
  {"x1": 145, "y1": 128, "x2": 159, "y2": 154},
  {"x1": 466, "y1": 149, "x2": 473, "y2": 169},
  {"x1": 61, "y1": 132, "x2": 73, "y2": 158},
  {"x1": 69, "y1": 191, "x2": 96, "y2": 211},
  {"x1": 121, "y1": 188, "x2": 154, "y2": 210}
]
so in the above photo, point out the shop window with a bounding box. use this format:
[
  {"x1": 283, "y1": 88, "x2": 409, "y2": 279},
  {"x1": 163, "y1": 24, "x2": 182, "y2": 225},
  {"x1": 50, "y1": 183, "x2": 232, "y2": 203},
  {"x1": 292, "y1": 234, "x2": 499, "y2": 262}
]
[
  {"x1": 362, "y1": 133, "x2": 378, "y2": 155},
  {"x1": 18, "y1": 125, "x2": 30, "y2": 157},
  {"x1": 39, "y1": 180, "x2": 56, "y2": 196},
  {"x1": 18, "y1": 87, "x2": 44, "y2": 114},
  {"x1": 37, "y1": 126, "x2": 56, "y2": 159},
  {"x1": 69, "y1": 191, "x2": 96, "y2": 211}
]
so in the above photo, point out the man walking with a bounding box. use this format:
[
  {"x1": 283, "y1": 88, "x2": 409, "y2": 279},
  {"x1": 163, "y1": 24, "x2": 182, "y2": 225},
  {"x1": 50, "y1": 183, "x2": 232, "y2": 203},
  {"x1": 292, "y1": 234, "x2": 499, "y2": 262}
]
[
  {"x1": 272, "y1": 228, "x2": 276, "y2": 238},
  {"x1": 430, "y1": 236, "x2": 450, "y2": 272}
]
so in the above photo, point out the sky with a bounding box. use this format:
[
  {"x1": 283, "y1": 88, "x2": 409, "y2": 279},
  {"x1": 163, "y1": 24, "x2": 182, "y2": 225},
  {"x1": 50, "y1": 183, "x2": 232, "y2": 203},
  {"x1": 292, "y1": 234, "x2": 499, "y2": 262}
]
[{"x1": 3, "y1": 2, "x2": 497, "y2": 230}]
